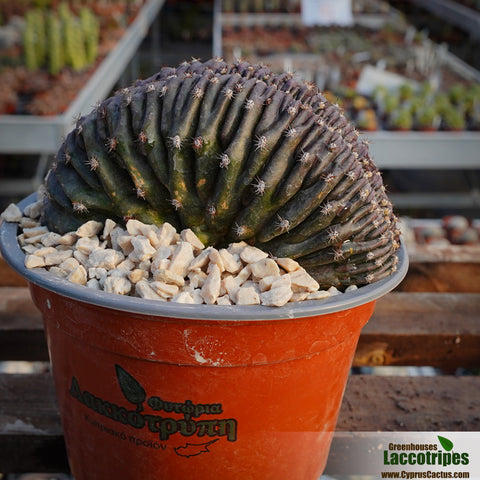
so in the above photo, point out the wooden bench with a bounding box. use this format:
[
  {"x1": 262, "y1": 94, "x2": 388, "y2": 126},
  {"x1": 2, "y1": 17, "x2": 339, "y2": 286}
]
[{"x1": 0, "y1": 251, "x2": 479, "y2": 475}]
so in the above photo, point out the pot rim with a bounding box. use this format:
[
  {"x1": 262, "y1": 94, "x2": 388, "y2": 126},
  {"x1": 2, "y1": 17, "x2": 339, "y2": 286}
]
[{"x1": 0, "y1": 193, "x2": 408, "y2": 321}]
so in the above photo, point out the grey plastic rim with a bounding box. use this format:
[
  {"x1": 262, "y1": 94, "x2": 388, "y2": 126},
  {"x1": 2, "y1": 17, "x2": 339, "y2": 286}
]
[{"x1": 0, "y1": 193, "x2": 409, "y2": 321}]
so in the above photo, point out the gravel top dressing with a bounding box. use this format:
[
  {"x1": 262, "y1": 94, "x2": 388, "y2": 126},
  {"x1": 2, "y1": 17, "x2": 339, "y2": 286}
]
[{"x1": 2, "y1": 198, "x2": 357, "y2": 308}]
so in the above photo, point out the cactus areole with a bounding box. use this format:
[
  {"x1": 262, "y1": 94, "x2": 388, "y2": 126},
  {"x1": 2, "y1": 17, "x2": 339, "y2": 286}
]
[{"x1": 42, "y1": 58, "x2": 401, "y2": 288}]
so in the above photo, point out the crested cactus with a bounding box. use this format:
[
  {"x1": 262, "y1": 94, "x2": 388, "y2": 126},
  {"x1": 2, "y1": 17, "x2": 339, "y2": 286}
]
[{"x1": 41, "y1": 58, "x2": 401, "y2": 288}]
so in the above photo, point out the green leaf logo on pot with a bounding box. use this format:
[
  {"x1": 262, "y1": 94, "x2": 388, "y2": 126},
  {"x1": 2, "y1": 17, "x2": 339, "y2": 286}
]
[
  {"x1": 437, "y1": 435, "x2": 454, "y2": 452},
  {"x1": 115, "y1": 364, "x2": 147, "y2": 413}
]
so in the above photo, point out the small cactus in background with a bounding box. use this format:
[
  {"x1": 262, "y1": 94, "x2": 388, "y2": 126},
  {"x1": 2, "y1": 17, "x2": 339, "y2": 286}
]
[
  {"x1": 24, "y1": 9, "x2": 47, "y2": 71},
  {"x1": 380, "y1": 92, "x2": 400, "y2": 117},
  {"x1": 59, "y1": 2, "x2": 87, "y2": 72},
  {"x1": 448, "y1": 83, "x2": 466, "y2": 106},
  {"x1": 23, "y1": 13, "x2": 37, "y2": 70},
  {"x1": 371, "y1": 85, "x2": 388, "y2": 105},
  {"x1": 398, "y1": 82, "x2": 414, "y2": 102},
  {"x1": 367, "y1": 82, "x2": 480, "y2": 132},
  {"x1": 80, "y1": 7, "x2": 100, "y2": 66},
  {"x1": 388, "y1": 107, "x2": 413, "y2": 131},
  {"x1": 46, "y1": 10, "x2": 64, "y2": 75},
  {"x1": 442, "y1": 107, "x2": 466, "y2": 131},
  {"x1": 355, "y1": 108, "x2": 378, "y2": 131},
  {"x1": 415, "y1": 105, "x2": 439, "y2": 131},
  {"x1": 433, "y1": 93, "x2": 451, "y2": 117},
  {"x1": 41, "y1": 58, "x2": 401, "y2": 288},
  {"x1": 23, "y1": 3, "x2": 99, "y2": 74},
  {"x1": 464, "y1": 84, "x2": 480, "y2": 117}
]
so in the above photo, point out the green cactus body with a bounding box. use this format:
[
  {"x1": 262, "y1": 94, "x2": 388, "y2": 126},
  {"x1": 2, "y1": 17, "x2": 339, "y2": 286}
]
[
  {"x1": 24, "y1": 11, "x2": 39, "y2": 71},
  {"x1": 23, "y1": 3, "x2": 98, "y2": 74},
  {"x1": 398, "y1": 83, "x2": 414, "y2": 102},
  {"x1": 449, "y1": 83, "x2": 466, "y2": 106},
  {"x1": 47, "y1": 11, "x2": 64, "y2": 75},
  {"x1": 388, "y1": 107, "x2": 413, "y2": 131},
  {"x1": 24, "y1": 9, "x2": 46, "y2": 71},
  {"x1": 415, "y1": 106, "x2": 439, "y2": 130},
  {"x1": 59, "y1": 2, "x2": 88, "y2": 72},
  {"x1": 42, "y1": 59, "x2": 401, "y2": 288},
  {"x1": 442, "y1": 107, "x2": 466, "y2": 131},
  {"x1": 70, "y1": 17, "x2": 88, "y2": 71},
  {"x1": 80, "y1": 7, "x2": 100, "y2": 65},
  {"x1": 31, "y1": 9, "x2": 47, "y2": 69}
]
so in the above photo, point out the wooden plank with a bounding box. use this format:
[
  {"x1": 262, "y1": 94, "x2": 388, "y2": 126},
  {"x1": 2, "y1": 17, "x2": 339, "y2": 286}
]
[
  {"x1": 338, "y1": 375, "x2": 480, "y2": 431},
  {"x1": 398, "y1": 245, "x2": 480, "y2": 293},
  {"x1": 355, "y1": 292, "x2": 480, "y2": 368},
  {"x1": 0, "y1": 287, "x2": 38, "y2": 315},
  {"x1": 0, "y1": 287, "x2": 49, "y2": 362},
  {"x1": 0, "y1": 373, "x2": 68, "y2": 473},
  {"x1": 398, "y1": 262, "x2": 480, "y2": 293},
  {"x1": 0, "y1": 373, "x2": 478, "y2": 473},
  {"x1": 0, "y1": 254, "x2": 27, "y2": 287},
  {"x1": 407, "y1": 244, "x2": 480, "y2": 263},
  {"x1": 0, "y1": 435, "x2": 69, "y2": 473},
  {"x1": 0, "y1": 327, "x2": 49, "y2": 361}
]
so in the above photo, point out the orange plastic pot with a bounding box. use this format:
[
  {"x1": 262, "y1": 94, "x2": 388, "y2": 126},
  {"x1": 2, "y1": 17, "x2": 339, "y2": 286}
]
[{"x1": 0, "y1": 194, "x2": 408, "y2": 480}]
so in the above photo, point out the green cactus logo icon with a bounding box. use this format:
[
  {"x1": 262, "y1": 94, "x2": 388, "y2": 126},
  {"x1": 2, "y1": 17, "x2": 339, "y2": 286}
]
[{"x1": 437, "y1": 435, "x2": 454, "y2": 452}]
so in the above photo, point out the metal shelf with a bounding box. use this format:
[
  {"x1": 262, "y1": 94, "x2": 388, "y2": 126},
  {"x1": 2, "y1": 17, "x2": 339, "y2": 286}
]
[
  {"x1": 364, "y1": 131, "x2": 480, "y2": 169},
  {"x1": 0, "y1": 0, "x2": 165, "y2": 155},
  {"x1": 214, "y1": 1, "x2": 480, "y2": 176},
  {"x1": 410, "y1": 0, "x2": 480, "y2": 40},
  {"x1": 389, "y1": 191, "x2": 480, "y2": 209},
  {"x1": 217, "y1": 12, "x2": 402, "y2": 29},
  {"x1": 365, "y1": 131, "x2": 480, "y2": 210}
]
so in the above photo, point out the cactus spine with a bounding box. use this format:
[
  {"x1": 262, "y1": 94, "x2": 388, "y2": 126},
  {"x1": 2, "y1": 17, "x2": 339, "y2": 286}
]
[{"x1": 42, "y1": 59, "x2": 401, "y2": 288}]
